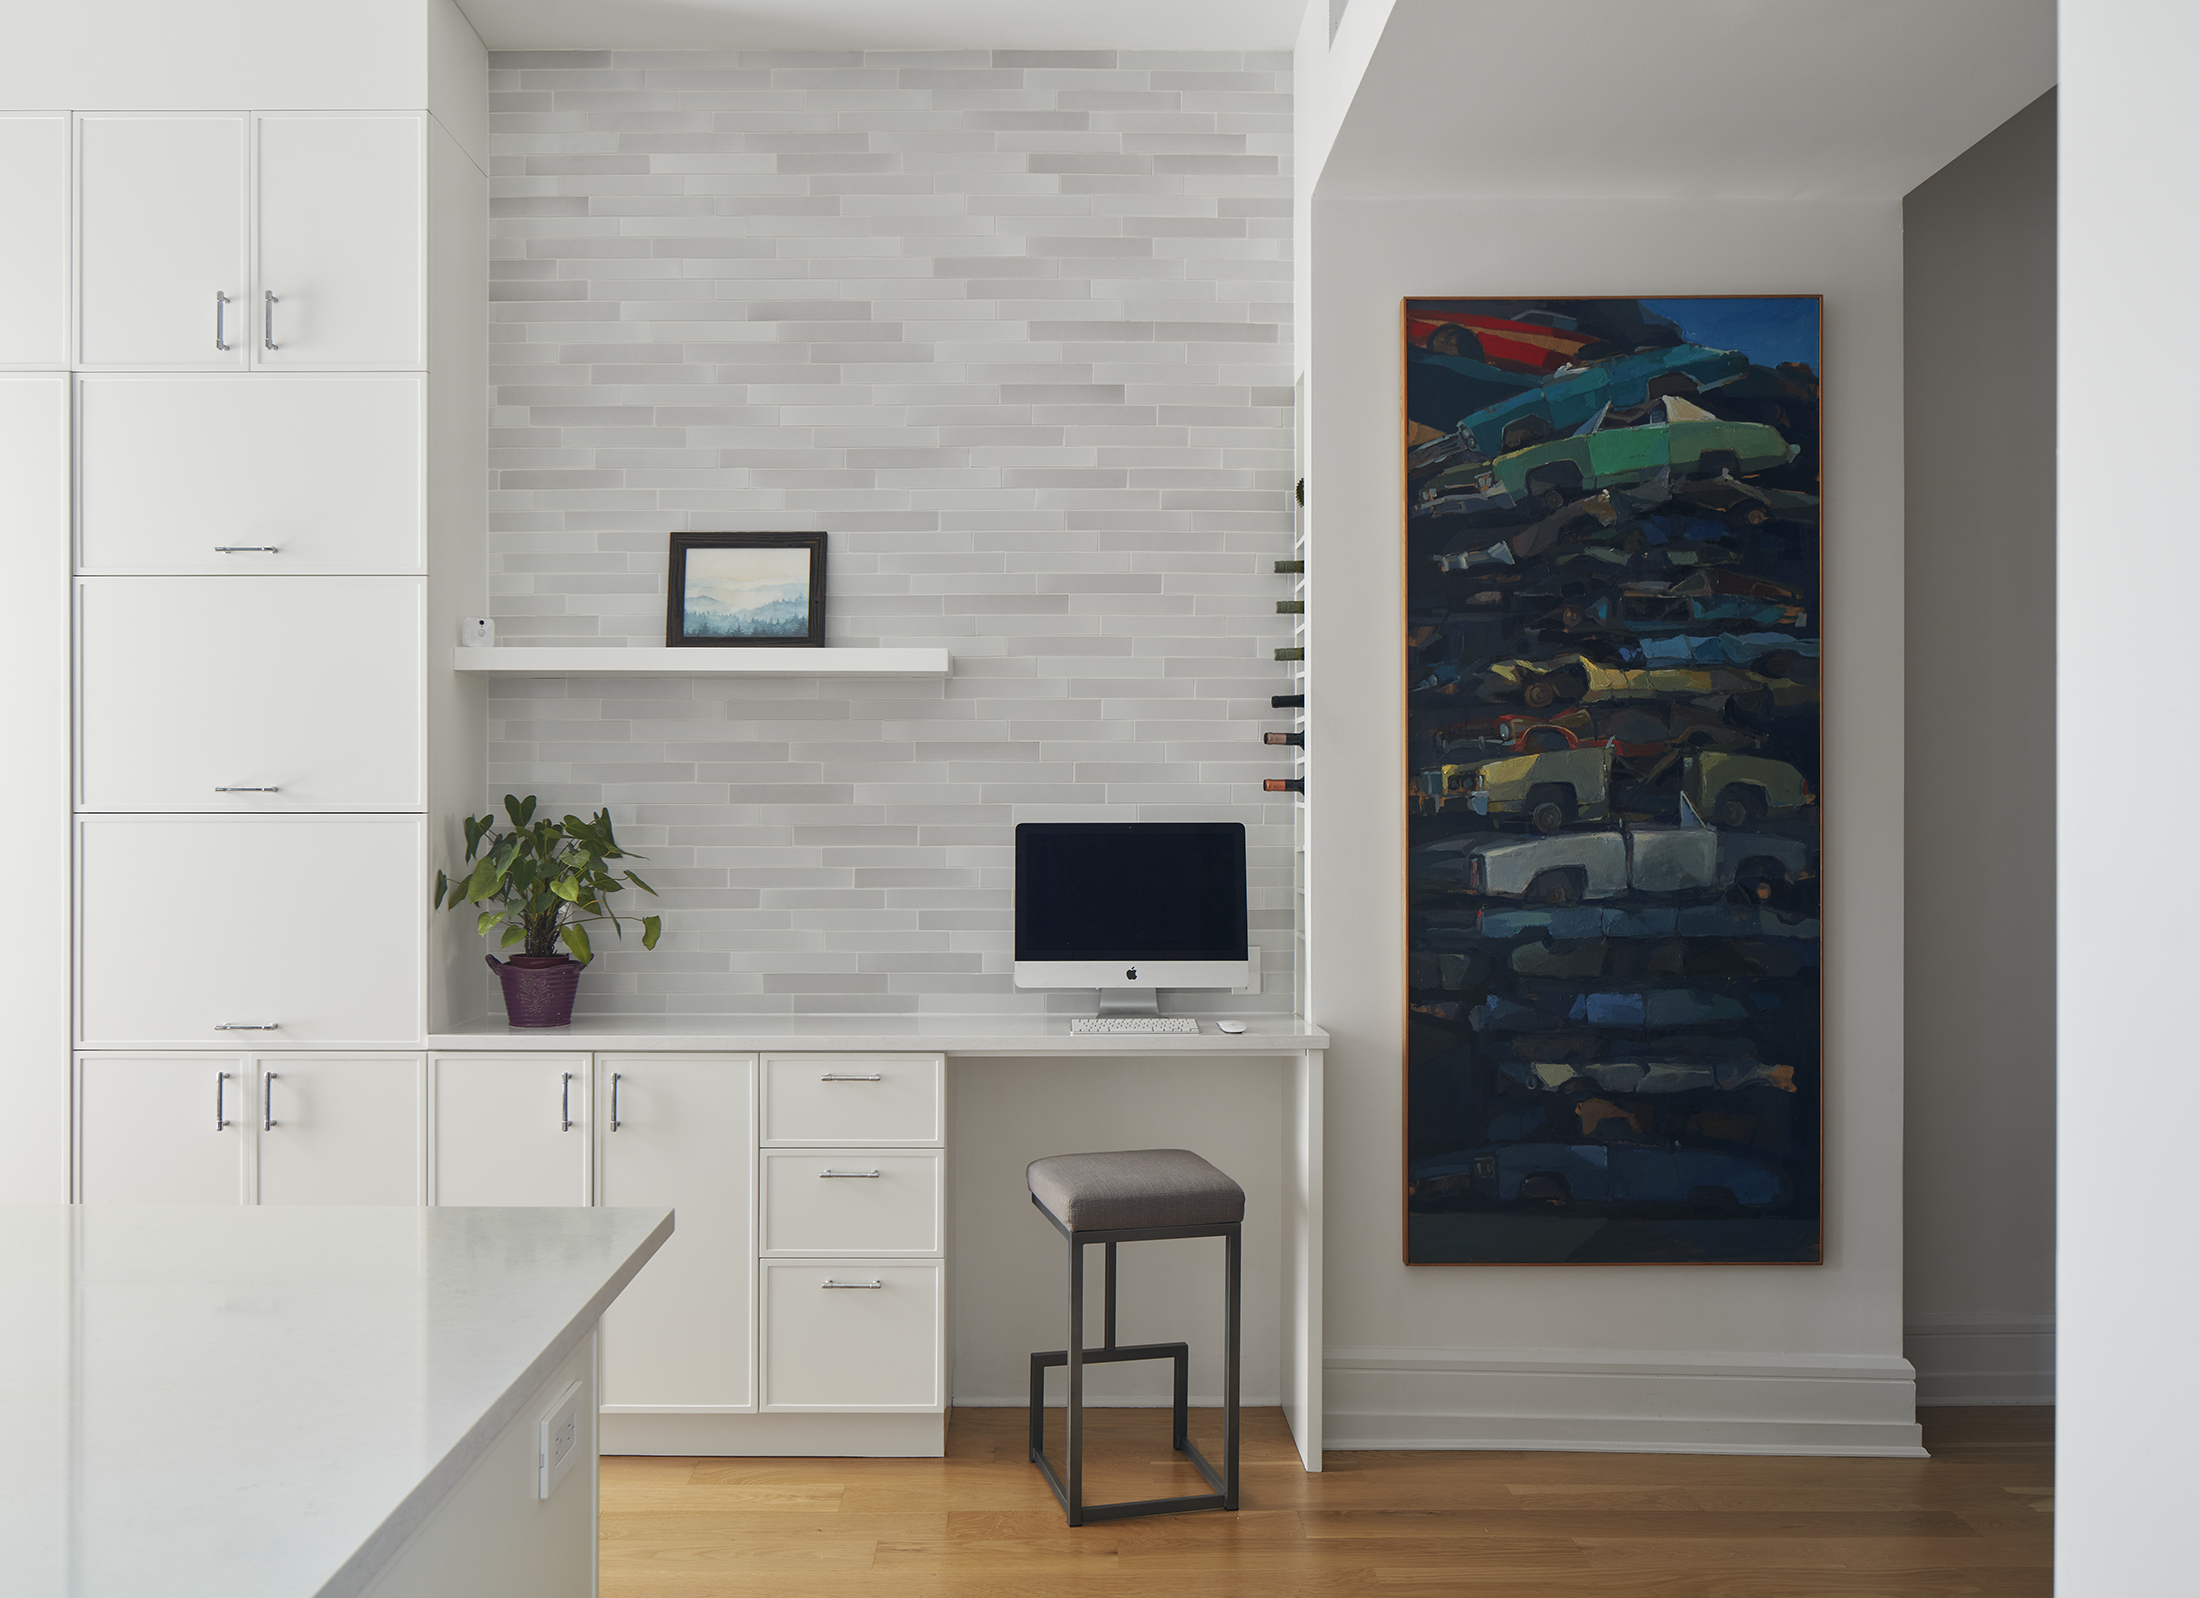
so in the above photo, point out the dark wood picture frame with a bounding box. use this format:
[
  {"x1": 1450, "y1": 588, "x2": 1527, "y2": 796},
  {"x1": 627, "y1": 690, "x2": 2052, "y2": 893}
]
[{"x1": 664, "y1": 531, "x2": 827, "y2": 647}]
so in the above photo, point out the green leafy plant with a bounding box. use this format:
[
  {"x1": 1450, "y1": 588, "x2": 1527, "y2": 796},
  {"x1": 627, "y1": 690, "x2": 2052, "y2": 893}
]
[{"x1": 433, "y1": 795, "x2": 661, "y2": 964}]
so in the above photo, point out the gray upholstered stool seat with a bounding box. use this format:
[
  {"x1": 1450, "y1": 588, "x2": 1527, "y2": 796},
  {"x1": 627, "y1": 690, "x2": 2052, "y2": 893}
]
[
  {"x1": 1025, "y1": 1146, "x2": 1243, "y2": 1526},
  {"x1": 1027, "y1": 1148, "x2": 1246, "y2": 1234}
]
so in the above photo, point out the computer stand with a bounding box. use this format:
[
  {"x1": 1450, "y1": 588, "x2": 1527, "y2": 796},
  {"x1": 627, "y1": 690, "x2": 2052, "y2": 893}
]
[{"x1": 1094, "y1": 988, "x2": 1161, "y2": 1018}]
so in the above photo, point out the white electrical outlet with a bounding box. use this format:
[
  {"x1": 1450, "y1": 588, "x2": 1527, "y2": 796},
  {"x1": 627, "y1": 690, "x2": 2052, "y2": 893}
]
[{"x1": 537, "y1": 1380, "x2": 584, "y2": 1500}]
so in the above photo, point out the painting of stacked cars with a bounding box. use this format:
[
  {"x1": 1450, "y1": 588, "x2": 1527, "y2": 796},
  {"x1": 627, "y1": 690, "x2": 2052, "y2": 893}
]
[{"x1": 1403, "y1": 297, "x2": 1823, "y2": 1265}]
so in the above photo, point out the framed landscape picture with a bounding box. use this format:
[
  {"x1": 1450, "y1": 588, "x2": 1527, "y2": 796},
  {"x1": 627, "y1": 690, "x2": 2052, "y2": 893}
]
[
  {"x1": 666, "y1": 532, "x2": 827, "y2": 647},
  {"x1": 1401, "y1": 296, "x2": 1824, "y2": 1266}
]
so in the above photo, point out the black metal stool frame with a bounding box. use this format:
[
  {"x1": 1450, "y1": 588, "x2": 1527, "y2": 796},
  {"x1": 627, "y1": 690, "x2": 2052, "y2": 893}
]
[{"x1": 1026, "y1": 1194, "x2": 1241, "y2": 1526}]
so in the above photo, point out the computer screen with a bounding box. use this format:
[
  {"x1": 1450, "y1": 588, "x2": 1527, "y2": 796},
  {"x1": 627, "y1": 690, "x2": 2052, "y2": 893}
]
[{"x1": 1014, "y1": 822, "x2": 1248, "y2": 962}]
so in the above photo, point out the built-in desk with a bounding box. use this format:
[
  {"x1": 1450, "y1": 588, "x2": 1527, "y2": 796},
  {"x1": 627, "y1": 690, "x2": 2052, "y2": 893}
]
[{"x1": 426, "y1": 1016, "x2": 1328, "y2": 1468}]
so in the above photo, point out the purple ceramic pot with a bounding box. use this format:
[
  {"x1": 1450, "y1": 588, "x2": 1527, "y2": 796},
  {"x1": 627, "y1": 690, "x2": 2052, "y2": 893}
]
[{"x1": 487, "y1": 953, "x2": 586, "y2": 1027}]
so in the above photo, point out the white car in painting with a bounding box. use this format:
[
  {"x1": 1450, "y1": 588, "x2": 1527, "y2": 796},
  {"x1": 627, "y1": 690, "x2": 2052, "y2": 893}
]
[{"x1": 1413, "y1": 797, "x2": 1809, "y2": 905}]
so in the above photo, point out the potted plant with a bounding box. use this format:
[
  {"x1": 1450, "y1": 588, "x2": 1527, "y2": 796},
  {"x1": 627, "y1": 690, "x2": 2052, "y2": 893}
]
[{"x1": 434, "y1": 795, "x2": 661, "y2": 1028}]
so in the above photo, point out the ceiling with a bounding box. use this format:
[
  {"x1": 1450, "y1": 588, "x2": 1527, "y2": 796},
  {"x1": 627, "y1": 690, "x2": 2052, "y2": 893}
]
[
  {"x1": 1322, "y1": 0, "x2": 2057, "y2": 199},
  {"x1": 453, "y1": 0, "x2": 1309, "y2": 52}
]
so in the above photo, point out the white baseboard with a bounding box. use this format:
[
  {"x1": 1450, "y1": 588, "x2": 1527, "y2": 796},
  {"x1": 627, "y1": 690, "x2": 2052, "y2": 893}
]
[
  {"x1": 600, "y1": 1410, "x2": 946, "y2": 1457},
  {"x1": 1904, "y1": 1313, "x2": 2055, "y2": 1406},
  {"x1": 1322, "y1": 1344, "x2": 1927, "y2": 1457}
]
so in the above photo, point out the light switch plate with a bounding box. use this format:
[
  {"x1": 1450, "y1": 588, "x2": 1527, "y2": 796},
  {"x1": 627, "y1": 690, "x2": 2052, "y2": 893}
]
[{"x1": 537, "y1": 1380, "x2": 584, "y2": 1500}]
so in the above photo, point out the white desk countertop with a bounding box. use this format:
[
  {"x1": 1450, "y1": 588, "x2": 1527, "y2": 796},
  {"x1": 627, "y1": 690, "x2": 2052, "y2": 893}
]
[
  {"x1": 0, "y1": 1204, "x2": 672, "y2": 1598},
  {"x1": 426, "y1": 1013, "x2": 1331, "y2": 1054}
]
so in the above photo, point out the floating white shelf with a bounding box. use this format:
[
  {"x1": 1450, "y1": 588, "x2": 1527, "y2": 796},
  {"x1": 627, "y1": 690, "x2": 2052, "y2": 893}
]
[{"x1": 451, "y1": 646, "x2": 952, "y2": 679}]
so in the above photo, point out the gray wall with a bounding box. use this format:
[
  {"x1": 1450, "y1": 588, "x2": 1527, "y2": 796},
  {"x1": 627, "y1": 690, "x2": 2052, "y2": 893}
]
[
  {"x1": 482, "y1": 49, "x2": 1296, "y2": 1018},
  {"x1": 1902, "y1": 89, "x2": 2056, "y2": 1402}
]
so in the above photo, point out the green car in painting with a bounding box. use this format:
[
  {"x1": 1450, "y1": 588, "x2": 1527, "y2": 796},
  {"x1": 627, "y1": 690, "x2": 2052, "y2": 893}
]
[{"x1": 1430, "y1": 395, "x2": 1798, "y2": 512}]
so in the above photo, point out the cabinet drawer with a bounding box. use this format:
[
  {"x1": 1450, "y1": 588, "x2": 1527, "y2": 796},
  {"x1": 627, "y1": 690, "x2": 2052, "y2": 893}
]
[
  {"x1": 759, "y1": 1259, "x2": 943, "y2": 1412},
  {"x1": 761, "y1": 1150, "x2": 942, "y2": 1256},
  {"x1": 77, "y1": 375, "x2": 424, "y2": 573},
  {"x1": 78, "y1": 816, "x2": 423, "y2": 1047},
  {"x1": 760, "y1": 1054, "x2": 943, "y2": 1147},
  {"x1": 78, "y1": 577, "x2": 423, "y2": 812}
]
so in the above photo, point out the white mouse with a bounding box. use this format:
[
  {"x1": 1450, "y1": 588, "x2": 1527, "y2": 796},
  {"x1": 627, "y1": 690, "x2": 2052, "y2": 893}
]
[{"x1": 1217, "y1": 1020, "x2": 1246, "y2": 1034}]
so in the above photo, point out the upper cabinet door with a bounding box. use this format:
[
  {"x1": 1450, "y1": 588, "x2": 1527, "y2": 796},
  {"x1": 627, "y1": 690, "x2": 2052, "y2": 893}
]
[
  {"x1": 0, "y1": 114, "x2": 70, "y2": 368},
  {"x1": 78, "y1": 114, "x2": 248, "y2": 369},
  {"x1": 253, "y1": 114, "x2": 423, "y2": 370}
]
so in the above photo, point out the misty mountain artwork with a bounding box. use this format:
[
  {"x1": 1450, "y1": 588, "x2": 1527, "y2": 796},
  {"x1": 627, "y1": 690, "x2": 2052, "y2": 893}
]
[
  {"x1": 665, "y1": 531, "x2": 827, "y2": 647},
  {"x1": 1402, "y1": 297, "x2": 1823, "y2": 1266}
]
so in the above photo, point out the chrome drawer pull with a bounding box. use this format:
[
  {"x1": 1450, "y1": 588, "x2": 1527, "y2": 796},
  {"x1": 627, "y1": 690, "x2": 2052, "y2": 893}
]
[
  {"x1": 263, "y1": 290, "x2": 279, "y2": 351},
  {"x1": 214, "y1": 786, "x2": 280, "y2": 793},
  {"x1": 559, "y1": 1072, "x2": 573, "y2": 1132},
  {"x1": 213, "y1": 290, "x2": 230, "y2": 351},
  {"x1": 215, "y1": 1022, "x2": 278, "y2": 1031},
  {"x1": 820, "y1": 1279, "x2": 883, "y2": 1289},
  {"x1": 819, "y1": 1073, "x2": 882, "y2": 1082},
  {"x1": 609, "y1": 1072, "x2": 622, "y2": 1132},
  {"x1": 213, "y1": 545, "x2": 279, "y2": 554},
  {"x1": 214, "y1": 1071, "x2": 230, "y2": 1130},
  {"x1": 818, "y1": 1169, "x2": 881, "y2": 1179},
  {"x1": 263, "y1": 1071, "x2": 278, "y2": 1131}
]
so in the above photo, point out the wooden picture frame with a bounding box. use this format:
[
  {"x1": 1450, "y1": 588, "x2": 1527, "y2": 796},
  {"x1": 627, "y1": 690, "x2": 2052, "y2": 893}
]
[{"x1": 664, "y1": 531, "x2": 827, "y2": 647}]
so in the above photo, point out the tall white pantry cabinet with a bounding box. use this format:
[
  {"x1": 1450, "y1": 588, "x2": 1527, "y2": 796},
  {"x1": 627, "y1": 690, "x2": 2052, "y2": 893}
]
[{"x1": 0, "y1": 27, "x2": 493, "y2": 1202}]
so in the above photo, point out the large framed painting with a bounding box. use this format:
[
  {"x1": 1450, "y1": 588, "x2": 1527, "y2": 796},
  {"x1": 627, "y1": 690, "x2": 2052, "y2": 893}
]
[{"x1": 1402, "y1": 297, "x2": 1823, "y2": 1266}]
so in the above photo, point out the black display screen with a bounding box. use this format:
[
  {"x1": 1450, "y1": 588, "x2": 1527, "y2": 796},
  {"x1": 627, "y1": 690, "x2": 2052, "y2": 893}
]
[{"x1": 1014, "y1": 822, "x2": 1248, "y2": 961}]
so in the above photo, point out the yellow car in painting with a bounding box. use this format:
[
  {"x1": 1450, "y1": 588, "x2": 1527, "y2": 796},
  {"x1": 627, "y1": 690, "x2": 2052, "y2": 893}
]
[
  {"x1": 1420, "y1": 744, "x2": 1614, "y2": 832},
  {"x1": 1682, "y1": 752, "x2": 1814, "y2": 828}
]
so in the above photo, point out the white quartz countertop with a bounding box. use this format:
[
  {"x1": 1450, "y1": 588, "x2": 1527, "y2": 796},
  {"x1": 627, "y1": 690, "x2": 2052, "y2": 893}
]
[
  {"x1": 0, "y1": 1204, "x2": 672, "y2": 1598},
  {"x1": 427, "y1": 1012, "x2": 1330, "y2": 1053}
]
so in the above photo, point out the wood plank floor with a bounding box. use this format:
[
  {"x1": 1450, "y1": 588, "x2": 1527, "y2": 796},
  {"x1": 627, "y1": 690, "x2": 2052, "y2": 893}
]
[{"x1": 600, "y1": 1406, "x2": 2051, "y2": 1597}]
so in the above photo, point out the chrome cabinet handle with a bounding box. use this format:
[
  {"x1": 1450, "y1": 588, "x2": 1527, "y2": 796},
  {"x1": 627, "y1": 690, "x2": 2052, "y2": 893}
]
[
  {"x1": 214, "y1": 291, "x2": 230, "y2": 351},
  {"x1": 559, "y1": 1072, "x2": 572, "y2": 1132},
  {"x1": 262, "y1": 1072, "x2": 278, "y2": 1131},
  {"x1": 214, "y1": 1071, "x2": 230, "y2": 1130},
  {"x1": 819, "y1": 1169, "x2": 881, "y2": 1179},
  {"x1": 214, "y1": 786, "x2": 280, "y2": 793},
  {"x1": 820, "y1": 1279, "x2": 883, "y2": 1289},
  {"x1": 609, "y1": 1072, "x2": 622, "y2": 1132},
  {"x1": 263, "y1": 290, "x2": 278, "y2": 351},
  {"x1": 819, "y1": 1073, "x2": 882, "y2": 1082},
  {"x1": 215, "y1": 1022, "x2": 278, "y2": 1031},
  {"x1": 213, "y1": 546, "x2": 279, "y2": 554}
]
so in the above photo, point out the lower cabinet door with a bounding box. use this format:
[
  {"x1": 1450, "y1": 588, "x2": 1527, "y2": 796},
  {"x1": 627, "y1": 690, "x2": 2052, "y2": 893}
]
[
  {"x1": 595, "y1": 1054, "x2": 756, "y2": 1410},
  {"x1": 759, "y1": 1259, "x2": 943, "y2": 1413},
  {"x1": 431, "y1": 1054, "x2": 589, "y2": 1206},
  {"x1": 77, "y1": 1054, "x2": 248, "y2": 1203},
  {"x1": 253, "y1": 1054, "x2": 423, "y2": 1205},
  {"x1": 77, "y1": 815, "x2": 424, "y2": 1047}
]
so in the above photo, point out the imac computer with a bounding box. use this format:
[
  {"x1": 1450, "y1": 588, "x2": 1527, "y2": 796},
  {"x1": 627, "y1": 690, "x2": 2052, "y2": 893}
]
[{"x1": 1013, "y1": 821, "x2": 1249, "y2": 1020}]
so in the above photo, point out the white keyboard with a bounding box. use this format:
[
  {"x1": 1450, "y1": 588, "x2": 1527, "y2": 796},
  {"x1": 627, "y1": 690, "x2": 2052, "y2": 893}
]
[{"x1": 1069, "y1": 1017, "x2": 1200, "y2": 1035}]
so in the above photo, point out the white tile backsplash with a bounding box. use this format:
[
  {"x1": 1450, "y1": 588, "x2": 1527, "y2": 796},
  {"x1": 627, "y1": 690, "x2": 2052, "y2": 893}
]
[{"x1": 486, "y1": 50, "x2": 1294, "y2": 1017}]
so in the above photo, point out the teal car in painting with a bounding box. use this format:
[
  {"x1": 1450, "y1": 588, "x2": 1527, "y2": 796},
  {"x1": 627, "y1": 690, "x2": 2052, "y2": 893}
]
[
  {"x1": 1448, "y1": 343, "x2": 1751, "y2": 457},
  {"x1": 1425, "y1": 395, "x2": 1798, "y2": 512}
]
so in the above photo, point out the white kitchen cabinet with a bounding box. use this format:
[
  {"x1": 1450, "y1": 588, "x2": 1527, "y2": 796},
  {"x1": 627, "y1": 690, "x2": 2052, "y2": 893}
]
[
  {"x1": 760, "y1": 1054, "x2": 945, "y2": 1147},
  {"x1": 759, "y1": 1259, "x2": 945, "y2": 1413},
  {"x1": 76, "y1": 1053, "x2": 249, "y2": 1203},
  {"x1": 595, "y1": 1055, "x2": 757, "y2": 1410},
  {"x1": 77, "y1": 576, "x2": 424, "y2": 812},
  {"x1": 77, "y1": 114, "x2": 248, "y2": 369},
  {"x1": 253, "y1": 114, "x2": 424, "y2": 370},
  {"x1": 76, "y1": 815, "x2": 423, "y2": 1048},
  {"x1": 76, "y1": 374, "x2": 425, "y2": 573},
  {"x1": 761, "y1": 1150, "x2": 943, "y2": 1257},
  {"x1": 432, "y1": 1054, "x2": 591, "y2": 1206},
  {"x1": 0, "y1": 114, "x2": 70, "y2": 368},
  {"x1": 253, "y1": 1054, "x2": 424, "y2": 1205}
]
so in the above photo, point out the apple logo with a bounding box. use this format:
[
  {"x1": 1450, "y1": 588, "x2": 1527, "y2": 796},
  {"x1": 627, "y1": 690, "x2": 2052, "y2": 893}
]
[{"x1": 1125, "y1": 967, "x2": 1138, "y2": 981}]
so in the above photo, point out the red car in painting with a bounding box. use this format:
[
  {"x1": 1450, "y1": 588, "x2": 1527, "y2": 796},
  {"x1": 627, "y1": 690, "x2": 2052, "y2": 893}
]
[{"x1": 1408, "y1": 310, "x2": 1606, "y2": 375}]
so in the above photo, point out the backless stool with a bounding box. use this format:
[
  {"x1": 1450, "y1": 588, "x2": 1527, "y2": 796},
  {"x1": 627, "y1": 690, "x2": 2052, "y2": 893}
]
[{"x1": 1025, "y1": 1148, "x2": 1243, "y2": 1526}]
